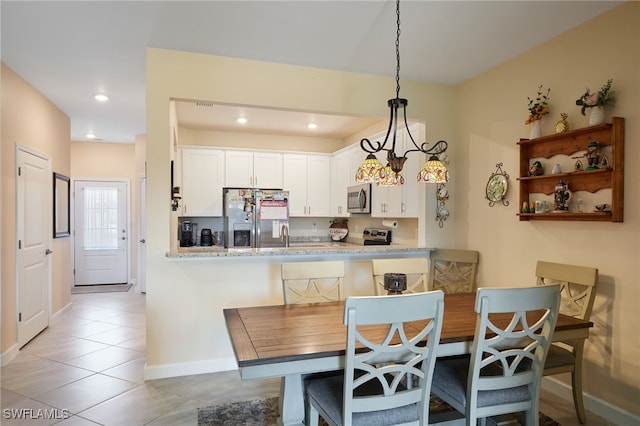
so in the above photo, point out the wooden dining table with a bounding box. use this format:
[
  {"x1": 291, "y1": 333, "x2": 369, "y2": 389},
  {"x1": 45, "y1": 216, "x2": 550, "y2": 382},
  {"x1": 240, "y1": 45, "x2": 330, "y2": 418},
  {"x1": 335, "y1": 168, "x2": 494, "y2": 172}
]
[{"x1": 223, "y1": 292, "x2": 593, "y2": 426}]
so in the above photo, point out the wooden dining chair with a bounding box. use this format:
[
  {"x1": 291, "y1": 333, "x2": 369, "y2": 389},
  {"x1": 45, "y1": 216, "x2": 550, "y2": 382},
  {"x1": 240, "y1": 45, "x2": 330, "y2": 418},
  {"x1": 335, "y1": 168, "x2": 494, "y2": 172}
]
[
  {"x1": 371, "y1": 258, "x2": 429, "y2": 295},
  {"x1": 535, "y1": 260, "x2": 598, "y2": 424},
  {"x1": 281, "y1": 261, "x2": 345, "y2": 304},
  {"x1": 306, "y1": 291, "x2": 445, "y2": 426},
  {"x1": 430, "y1": 285, "x2": 561, "y2": 426},
  {"x1": 428, "y1": 249, "x2": 479, "y2": 293}
]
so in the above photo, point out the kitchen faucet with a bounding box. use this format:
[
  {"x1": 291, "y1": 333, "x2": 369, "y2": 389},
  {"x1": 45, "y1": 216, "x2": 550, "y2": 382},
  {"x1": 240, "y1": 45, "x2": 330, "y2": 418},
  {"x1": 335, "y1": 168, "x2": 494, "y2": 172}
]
[{"x1": 281, "y1": 224, "x2": 290, "y2": 247}]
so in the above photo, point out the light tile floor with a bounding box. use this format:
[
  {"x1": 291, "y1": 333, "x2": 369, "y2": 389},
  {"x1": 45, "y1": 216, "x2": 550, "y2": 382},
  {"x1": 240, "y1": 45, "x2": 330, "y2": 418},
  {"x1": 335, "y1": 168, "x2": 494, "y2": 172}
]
[{"x1": 1, "y1": 288, "x2": 610, "y2": 425}]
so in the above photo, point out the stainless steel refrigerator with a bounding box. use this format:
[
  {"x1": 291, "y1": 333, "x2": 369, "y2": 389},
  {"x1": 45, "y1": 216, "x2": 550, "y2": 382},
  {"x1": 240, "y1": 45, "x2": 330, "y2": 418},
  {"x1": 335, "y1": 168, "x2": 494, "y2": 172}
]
[{"x1": 223, "y1": 188, "x2": 289, "y2": 248}]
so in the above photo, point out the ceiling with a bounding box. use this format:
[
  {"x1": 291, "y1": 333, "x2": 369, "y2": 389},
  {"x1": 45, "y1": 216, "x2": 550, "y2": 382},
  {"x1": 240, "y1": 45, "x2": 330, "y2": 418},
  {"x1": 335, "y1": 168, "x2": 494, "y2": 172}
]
[{"x1": 1, "y1": 1, "x2": 622, "y2": 143}]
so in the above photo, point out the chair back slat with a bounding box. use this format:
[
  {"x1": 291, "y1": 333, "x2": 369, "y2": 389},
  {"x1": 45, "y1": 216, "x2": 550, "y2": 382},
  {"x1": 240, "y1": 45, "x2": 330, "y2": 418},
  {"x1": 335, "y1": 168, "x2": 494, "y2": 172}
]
[
  {"x1": 371, "y1": 258, "x2": 429, "y2": 295},
  {"x1": 343, "y1": 292, "x2": 444, "y2": 423},
  {"x1": 429, "y1": 249, "x2": 479, "y2": 294},
  {"x1": 535, "y1": 260, "x2": 598, "y2": 320},
  {"x1": 468, "y1": 286, "x2": 561, "y2": 420},
  {"x1": 281, "y1": 261, "x2": 344, "y2": 304}
]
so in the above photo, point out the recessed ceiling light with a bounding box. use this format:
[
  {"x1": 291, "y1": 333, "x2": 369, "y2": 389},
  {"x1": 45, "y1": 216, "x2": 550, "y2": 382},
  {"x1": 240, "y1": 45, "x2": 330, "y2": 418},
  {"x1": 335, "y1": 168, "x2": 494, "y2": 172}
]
[
  {"x1": 237, "y1": 117, "x2": 247, "y2": 124},
  {"x1": 307, "y1": 123, "x2": 318, "y2": 129},
  {"x1": 93, "y1": 93, "x2": 109, "y2": 102},
  {"x1": 86, "y1": 133, "x2": 97, "y2": 139}
]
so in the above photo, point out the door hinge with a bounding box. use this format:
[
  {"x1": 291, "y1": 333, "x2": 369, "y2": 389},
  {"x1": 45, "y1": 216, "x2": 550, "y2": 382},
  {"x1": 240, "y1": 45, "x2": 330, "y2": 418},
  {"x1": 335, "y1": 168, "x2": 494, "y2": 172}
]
[
  {"x1": 18, "y1": 240, "x2": 22, "y2": 249},
  {"x1": 18, "y1": 166, "x2": 22, "y2": 176},
  {"x1": 18, "y1": 312, "x2": 22, "y2": 322}
]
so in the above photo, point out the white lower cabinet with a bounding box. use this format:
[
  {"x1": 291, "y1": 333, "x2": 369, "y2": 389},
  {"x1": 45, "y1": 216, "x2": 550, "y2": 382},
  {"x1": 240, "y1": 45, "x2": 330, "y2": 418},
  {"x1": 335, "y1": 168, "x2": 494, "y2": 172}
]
[
  {"x1": 284, "y1": 153, "x2": 331, "y2": 217},
  {"x1": 181, "y1": 147, "x2": 225, "y2": 216}
]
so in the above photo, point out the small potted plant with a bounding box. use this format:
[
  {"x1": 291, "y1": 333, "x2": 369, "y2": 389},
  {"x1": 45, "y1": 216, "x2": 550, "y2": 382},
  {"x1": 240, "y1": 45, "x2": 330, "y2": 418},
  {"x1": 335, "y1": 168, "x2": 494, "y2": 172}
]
[
  {"x1": 575, "y1": 78, "x2": 615, "y2": 125},
  {"x1": 525, "y1": 85, "x2": 551, "y2": 138}
]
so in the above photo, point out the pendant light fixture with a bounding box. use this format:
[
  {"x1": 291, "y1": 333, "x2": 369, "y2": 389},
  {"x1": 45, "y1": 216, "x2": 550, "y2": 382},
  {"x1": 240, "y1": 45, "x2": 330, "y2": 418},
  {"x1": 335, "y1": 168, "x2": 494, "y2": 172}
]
[{"x1": 355, "y1": 0, "x2": 448, "y2": 186}]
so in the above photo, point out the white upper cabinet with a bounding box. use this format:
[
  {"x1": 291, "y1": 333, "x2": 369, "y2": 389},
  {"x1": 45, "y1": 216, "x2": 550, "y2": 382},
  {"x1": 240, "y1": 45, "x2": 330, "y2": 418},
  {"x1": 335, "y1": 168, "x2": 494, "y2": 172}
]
[
  {"x1": 225, "y1": 150, "x2": 283, "y2": 188},
  {"x1": 370, "y1": 124, "x2": 424, "y2": 218},
  {"x1": 284, "y1": 153, "x2": 331, "y2": 217},
  {"x1": 181, "y1": 147, "x2": 225, "y2": 216},
  {"x1": 330, "y1": 148, "x2": 355, "y2": 217}
]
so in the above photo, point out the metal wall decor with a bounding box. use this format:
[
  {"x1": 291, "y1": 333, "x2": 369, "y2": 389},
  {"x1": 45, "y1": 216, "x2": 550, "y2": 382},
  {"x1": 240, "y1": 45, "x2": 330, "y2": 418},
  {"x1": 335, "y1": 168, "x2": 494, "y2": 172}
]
[
  {"x1": 435, "y1": 183, "x2": 449, "y2": 228},
  {"x1": 485, "y1": 162, "x2": 509, "y2": 207}
]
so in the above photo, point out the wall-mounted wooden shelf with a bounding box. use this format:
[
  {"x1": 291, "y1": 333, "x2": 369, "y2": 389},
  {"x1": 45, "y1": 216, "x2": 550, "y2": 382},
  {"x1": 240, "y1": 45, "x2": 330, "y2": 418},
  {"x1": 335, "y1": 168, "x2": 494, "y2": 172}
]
[{"x1": 517, "y1": 117, "x2": 624, "y2": 222}]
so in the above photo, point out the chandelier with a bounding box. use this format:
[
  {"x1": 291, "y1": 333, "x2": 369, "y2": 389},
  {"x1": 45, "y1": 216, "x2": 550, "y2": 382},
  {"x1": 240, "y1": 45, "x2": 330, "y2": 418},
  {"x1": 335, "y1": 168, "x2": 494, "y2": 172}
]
[{"x1": 355, "y1": 0, "x2": 449, "y2": 186}]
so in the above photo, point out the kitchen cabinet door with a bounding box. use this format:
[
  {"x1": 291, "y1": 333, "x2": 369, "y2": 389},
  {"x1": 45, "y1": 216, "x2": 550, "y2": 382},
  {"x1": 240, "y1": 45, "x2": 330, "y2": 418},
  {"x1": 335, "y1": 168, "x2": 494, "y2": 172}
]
[
  {"x1": 225, "y1": 150, "x2": 254, "y2": 187},
  {"x1": 369, "y1": 125, "x2": 423, "y2": 218},
  {"x1": 253, "y1": 152, "x2": 283, "y2": 189},
  {"x1": 401, "y1": 124, "x2": 424, "y2": 218},
  {"x1": 283, "y1": 154, "x2": 308, "y2": 216},
  {"x1": 330, "y1": 149, "x2": 351, "y2": 217},
  {"x1": 306, "y1": 155, "x2": 331, "y2": 217},
  {"x1": 283, "y1": 153, "x2": 331, "y2": 217},
  {"x1": 181, "y1": 148, "x2": 225, "y2": 216},
  {"x1": 225, "y1": 150, "x2": 283, "y2": 188}
]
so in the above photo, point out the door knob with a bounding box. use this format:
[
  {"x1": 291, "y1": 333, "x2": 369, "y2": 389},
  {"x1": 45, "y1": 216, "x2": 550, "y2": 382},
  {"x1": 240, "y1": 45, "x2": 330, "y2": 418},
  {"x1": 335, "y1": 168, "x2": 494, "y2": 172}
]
[
  {"x1": 139, "y1": 239, "x2": 146, "y2": 243},
  {"x1": 45, "y1": 249, "x2": 53, "y2": 255}
]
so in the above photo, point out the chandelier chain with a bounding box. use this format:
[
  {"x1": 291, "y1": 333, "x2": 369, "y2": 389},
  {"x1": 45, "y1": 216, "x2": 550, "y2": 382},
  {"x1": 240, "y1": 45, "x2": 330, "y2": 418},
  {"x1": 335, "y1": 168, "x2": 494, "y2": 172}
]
[{"x1": 395, "y1": 0, "x2": 401, "y2": 99}]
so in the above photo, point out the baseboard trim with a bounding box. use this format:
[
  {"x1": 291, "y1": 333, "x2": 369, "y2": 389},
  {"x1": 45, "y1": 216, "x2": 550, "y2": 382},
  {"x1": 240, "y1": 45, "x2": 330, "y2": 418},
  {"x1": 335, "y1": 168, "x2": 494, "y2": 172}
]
[
  {"x1": 0, "y1": 343, "x2": 19, "y2": 367},
  {"x1": 143, "y1": 357, "x2": 238, "y2": 380},
  {"x1": 542, "y1": 377, "x2": 640, "y2": 425},
  {"x1": 53, "y1": 302, "x2": 73, "y2": 322}
]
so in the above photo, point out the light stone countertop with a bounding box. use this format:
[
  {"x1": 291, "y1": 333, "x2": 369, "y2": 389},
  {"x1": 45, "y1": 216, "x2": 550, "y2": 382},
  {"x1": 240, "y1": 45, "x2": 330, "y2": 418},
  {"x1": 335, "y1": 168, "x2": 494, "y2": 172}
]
[{"x1": 168, "y1": 242, "x2": 431, "y2": 258}]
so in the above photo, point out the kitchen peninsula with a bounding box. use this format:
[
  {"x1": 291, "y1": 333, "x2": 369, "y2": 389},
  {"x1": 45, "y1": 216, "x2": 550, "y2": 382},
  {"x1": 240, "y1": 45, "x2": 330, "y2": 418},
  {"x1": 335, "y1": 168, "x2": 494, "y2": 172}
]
[
  {"x1": 169, "y1": 241, "x2": 430, "y2": 258},
  {"x1": 147, "y1": 236, "x2": 431, "y2": 380}
]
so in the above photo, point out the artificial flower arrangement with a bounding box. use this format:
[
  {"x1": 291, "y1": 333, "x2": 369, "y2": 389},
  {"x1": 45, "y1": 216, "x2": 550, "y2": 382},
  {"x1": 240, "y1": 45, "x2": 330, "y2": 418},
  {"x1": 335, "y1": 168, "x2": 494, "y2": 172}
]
[
  {"x1": 576, "y1": 78, "x2": 615, "y2": 115},
  {"x1": 525, "y1": 85, "x2": 551, "y2": 125}
]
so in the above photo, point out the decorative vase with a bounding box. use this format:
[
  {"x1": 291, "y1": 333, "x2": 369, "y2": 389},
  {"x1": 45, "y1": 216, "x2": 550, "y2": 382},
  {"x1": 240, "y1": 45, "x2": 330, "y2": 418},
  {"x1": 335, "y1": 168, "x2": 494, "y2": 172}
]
[
  {"x1": 529, "y1": 120, "x2": 542, "y2": 139},
  {"x1": 589, "y1": 106, "x2": 605, "y2": 126}
]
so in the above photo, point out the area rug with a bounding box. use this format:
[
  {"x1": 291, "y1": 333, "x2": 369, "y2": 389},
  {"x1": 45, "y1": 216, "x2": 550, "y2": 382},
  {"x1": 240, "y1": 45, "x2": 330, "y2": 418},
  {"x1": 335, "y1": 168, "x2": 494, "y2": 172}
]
[
  {"x1": 71, "y1": 283, "x2": 132, "y2": 294},
  {"x1": 197, "y1": 396, "x2": 560, "y2": 425}
]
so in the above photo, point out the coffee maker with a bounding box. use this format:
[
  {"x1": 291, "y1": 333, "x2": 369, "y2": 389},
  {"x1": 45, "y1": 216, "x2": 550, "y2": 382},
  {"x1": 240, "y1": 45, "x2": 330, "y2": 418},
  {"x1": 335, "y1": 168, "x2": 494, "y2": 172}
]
[{"x1": 179, "y1": 220, "x2": 197, "y2": 247}]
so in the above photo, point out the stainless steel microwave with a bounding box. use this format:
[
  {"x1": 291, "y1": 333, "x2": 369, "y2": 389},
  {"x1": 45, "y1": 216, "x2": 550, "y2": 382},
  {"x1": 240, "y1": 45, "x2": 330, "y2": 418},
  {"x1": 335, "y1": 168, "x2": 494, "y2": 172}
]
[{"x1": 347, "y1": 183, "x2": 371, "y2": 214}]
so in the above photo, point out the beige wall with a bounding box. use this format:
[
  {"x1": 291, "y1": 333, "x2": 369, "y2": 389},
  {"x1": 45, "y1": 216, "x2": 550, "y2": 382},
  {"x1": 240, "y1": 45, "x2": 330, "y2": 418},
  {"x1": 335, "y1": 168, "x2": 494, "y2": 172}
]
[
  {"x1": 178, "y1": 126, "x2": 348, "y2": 154},
  {"x1": 1, "y1": 63, "x2": 72, "y2": 355},
  {"x1": 456, "y1": 2, "x2": 639, "y2": 415},
  {"x1": 71, "y1": 141, "x2": 136, "y2": 178}
]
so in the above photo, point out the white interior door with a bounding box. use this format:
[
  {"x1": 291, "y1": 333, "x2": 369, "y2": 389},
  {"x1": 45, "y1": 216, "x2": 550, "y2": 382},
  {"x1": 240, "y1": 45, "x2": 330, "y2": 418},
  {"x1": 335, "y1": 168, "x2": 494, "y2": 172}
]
[
  {"x1": 74, "y1": 180, "x2": 128, "y2": 285},
  {"x1": 17, "y1": 147, "x2": 51, "y2": 347},
  {"x1": 137, "y1": 175, "x2": 147, "y2": 293}
]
